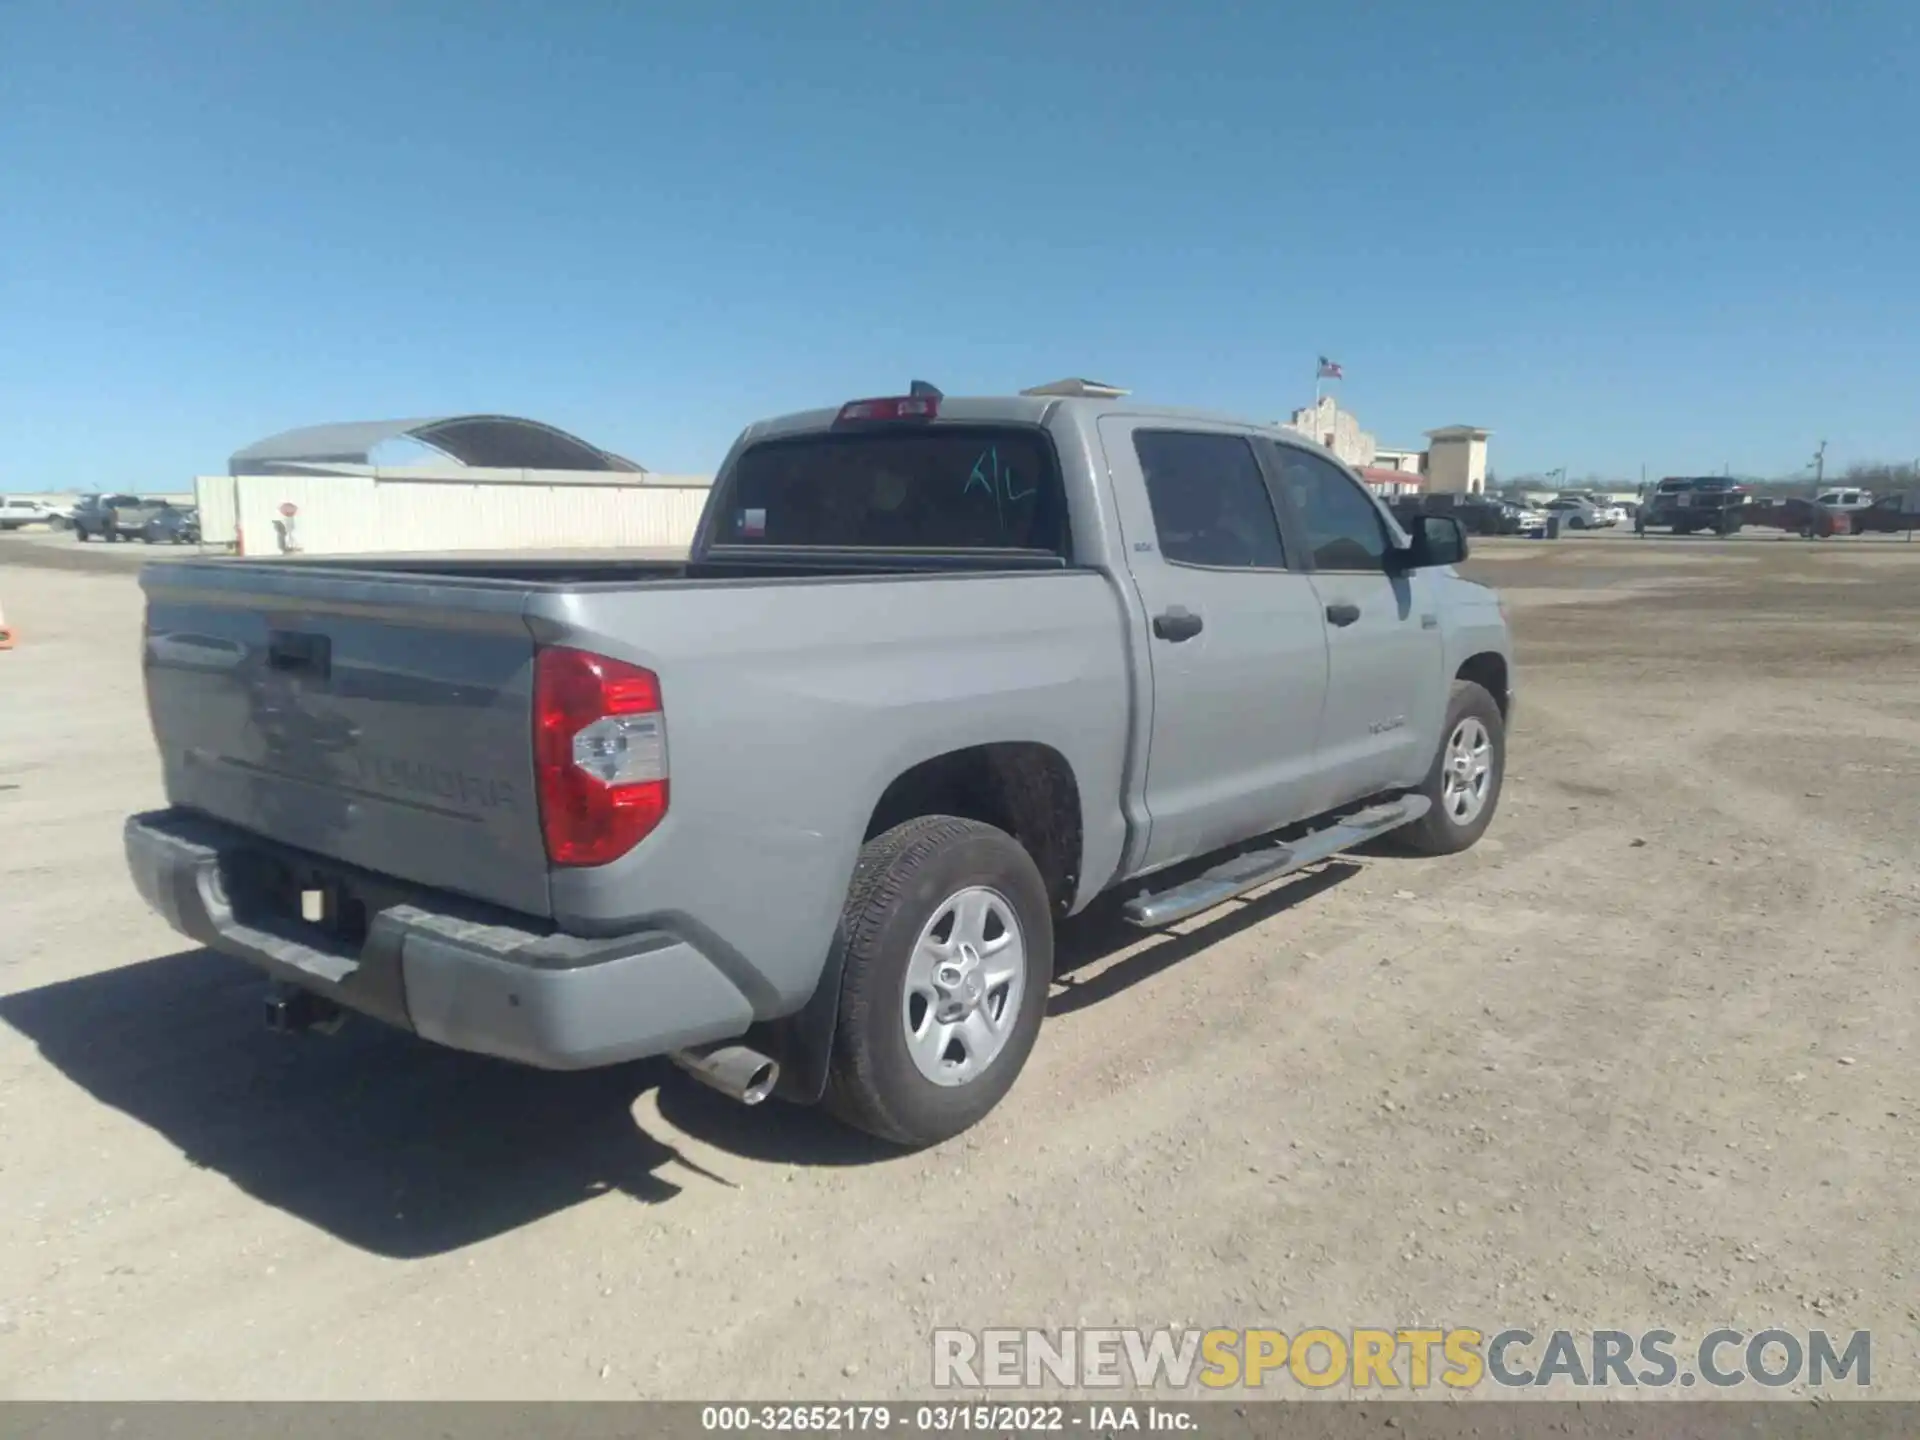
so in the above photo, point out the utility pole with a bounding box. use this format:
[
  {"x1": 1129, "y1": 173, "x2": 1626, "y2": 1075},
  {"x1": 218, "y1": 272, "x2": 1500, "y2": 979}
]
[{"x1": 1812, "y1": 440, "x2": 1827, "y2": 494}]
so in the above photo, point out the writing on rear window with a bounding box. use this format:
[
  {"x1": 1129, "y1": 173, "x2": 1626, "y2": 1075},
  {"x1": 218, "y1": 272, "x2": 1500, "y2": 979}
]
[{"x1": 722, "y1": 428, "x2": 1066, "y2": 552}]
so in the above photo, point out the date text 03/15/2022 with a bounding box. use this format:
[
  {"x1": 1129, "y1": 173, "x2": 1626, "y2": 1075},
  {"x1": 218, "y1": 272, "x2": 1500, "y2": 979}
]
[{"x1": 700, "y1": 1404, "x2": 1196, "y2": 1432}]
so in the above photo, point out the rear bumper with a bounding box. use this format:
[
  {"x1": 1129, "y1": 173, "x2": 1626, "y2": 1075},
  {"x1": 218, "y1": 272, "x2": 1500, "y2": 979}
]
[{"x1": 124, "y1": 809, "x2": 756, "y2": 1070}]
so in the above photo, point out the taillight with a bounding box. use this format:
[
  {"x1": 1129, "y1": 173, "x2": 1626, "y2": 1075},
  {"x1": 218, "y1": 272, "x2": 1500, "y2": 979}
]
[
  {"x1": 834, "y1": 394, "x2": 940, "y2": 425},
  {"x1": 533, "y1": 646, "x2": 668, "y2": 867}
]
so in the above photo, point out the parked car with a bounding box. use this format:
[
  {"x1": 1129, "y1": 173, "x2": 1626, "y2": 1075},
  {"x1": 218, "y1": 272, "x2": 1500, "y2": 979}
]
[
  {"x1": 1635, "y1": 477, "x2": 1747, "y2": 536},
  {"x1": 126, "y1": 382, "x2": 1514, "y2": 1147},
  {"x1": 1813, "y1": 488, "x2": 1874, "y2": 514},
  {"x1": 1397, "y1": 494, "x2": 1549, "y2": 539},
  {"x1": 0, "y1": 497, "x2": 63, "y2": 530},
  {"x1": 1738, "y1": 495, "x2": 1849, "y2": 538},
  {"x1": 1503, "y1": 501, "x2": 1551, "y2": 538},
  {"x1": 141, "y1": 504, "x2": 201, "y2": 545},
  {"x1": 72, "y1": 493, "x2": 168, "y2": 542},
  {"x1": 1851, "y1": 493, "x2": 1920, "y2": 535},
  {"x1": 1543, "y1": 497, "x2": 1604, "y2": 530}
]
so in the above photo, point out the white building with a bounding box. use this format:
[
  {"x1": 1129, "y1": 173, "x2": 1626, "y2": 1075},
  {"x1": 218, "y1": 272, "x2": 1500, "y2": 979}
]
[
  {"x1": 1371, "y1": 447, "x2": 1424, "y2": 474},
  {"x1": 201, "y1": 414, "x2": 712, "y2": 557}
]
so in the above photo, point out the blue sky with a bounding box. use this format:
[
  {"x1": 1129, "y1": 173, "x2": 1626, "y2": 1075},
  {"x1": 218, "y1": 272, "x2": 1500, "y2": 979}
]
[{"x1": 4, "y1": 0, "x2": 1916, "y2": 490}]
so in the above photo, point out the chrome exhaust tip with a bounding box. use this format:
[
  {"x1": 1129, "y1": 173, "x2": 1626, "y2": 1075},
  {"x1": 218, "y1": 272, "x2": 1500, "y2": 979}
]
[{"x1": 669, "y1": 1042, "x2": 780, "y2": 1106}]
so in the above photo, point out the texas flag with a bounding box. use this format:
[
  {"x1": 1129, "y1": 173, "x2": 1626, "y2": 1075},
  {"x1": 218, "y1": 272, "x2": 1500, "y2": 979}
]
[{"x1": 1317, "y1": 356, "x2": 1344, "y2": 380}]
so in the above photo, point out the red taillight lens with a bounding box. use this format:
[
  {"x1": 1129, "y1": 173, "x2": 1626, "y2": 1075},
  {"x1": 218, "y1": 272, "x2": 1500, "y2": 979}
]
[
  {"x1": 834, "y1": 395, "x2": 940, "y2": 425},
  {"x1": 533, "y1": 646, "x2": 669, "y2": 867}
]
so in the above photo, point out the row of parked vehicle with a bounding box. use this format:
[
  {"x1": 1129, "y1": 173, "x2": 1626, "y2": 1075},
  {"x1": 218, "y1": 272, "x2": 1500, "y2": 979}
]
[
  {"x1": 69, "y1": 494, "x2": 201, "y2": 544},
  {"x1": 1386, "y1": 492, "x2": 1627, "y2": 540},
  {"x1": 1633, "y1": 476, "x2": 1920, "y2": 537},
  {"x1": 0, "y1": 494, "x2": 201, "y2": 544}
]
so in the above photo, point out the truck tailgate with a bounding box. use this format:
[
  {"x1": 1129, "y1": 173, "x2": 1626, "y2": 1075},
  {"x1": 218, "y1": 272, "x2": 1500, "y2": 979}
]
[{"x1": 141, "y1": 562, "x2": 552, "y2": 917}]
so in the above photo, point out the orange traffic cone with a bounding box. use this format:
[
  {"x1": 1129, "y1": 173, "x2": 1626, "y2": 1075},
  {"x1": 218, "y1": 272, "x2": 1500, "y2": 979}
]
[{"x1": 0, "y1": 597, "x2": 14, "y2": 650}]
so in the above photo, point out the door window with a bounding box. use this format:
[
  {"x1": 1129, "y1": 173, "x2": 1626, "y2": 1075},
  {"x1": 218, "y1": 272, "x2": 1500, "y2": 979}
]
[
  {"x1": 1133, "y1": 431, "x2": 1288, "y2": 569},
  {"x1": 1268, "y1": 446, "x2": 1390, "y2": 571}
]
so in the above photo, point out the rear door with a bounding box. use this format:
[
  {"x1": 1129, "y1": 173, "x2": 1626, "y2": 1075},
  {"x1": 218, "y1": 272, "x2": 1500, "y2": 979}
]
[
  {"x1": 1097, "y1": 418, "x2": 1330, "y2": 872},
  {"x1": 141, "y1": 563, "x2": 553, "y2": 916},
  {"x1": 1265, "y1": 442, "x2": 1446, "y2": 807}
]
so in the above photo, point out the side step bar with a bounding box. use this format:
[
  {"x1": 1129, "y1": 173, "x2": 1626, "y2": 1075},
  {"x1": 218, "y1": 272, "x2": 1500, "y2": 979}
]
[{"x1": 1121, "y1": 795, "x2": 1430, "y2": 929}]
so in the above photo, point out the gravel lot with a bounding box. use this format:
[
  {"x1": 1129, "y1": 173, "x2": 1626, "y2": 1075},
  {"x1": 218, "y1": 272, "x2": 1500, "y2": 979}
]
[{"x1": 2, "y1": 529, "x2": 1918, "y2": 1401}]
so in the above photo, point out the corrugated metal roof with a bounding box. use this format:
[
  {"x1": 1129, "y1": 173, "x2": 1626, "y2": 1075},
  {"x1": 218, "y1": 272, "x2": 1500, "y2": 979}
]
[{"x1": 229, "y1": 414, "x2": 644, "y2": 476}]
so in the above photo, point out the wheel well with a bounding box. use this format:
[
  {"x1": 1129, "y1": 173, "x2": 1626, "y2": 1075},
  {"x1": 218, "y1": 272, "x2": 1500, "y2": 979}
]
[
  {"x1": 1457, "y1": 652, "x2": 1509, "y2": 717},
  {"x1": 864, "y1": 743, "x2": 1083, "y2": 914}
]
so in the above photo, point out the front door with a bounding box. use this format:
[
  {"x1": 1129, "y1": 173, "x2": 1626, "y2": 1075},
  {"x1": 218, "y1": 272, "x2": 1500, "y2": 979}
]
[
  {"x1": 1265, "y1": 443, "x2": 1446, "y2": 808},
  {"x1": 1098, "y1": 418, "x2": 1331, "y2": 874}
]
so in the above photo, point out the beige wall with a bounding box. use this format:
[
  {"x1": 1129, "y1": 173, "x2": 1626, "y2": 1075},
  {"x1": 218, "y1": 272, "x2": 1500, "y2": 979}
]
[
  {"x1": 1426, "y1": 436, "x2": 1488, "y2": 495},
  {"x1": 1282, "y1": 397, "x2": 1377, "y2": 468}
]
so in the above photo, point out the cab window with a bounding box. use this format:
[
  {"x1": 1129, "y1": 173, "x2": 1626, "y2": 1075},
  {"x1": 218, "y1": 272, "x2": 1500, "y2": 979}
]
[{"x1": 1268, "y1": 446, "x2": 1390, "y2": 571}]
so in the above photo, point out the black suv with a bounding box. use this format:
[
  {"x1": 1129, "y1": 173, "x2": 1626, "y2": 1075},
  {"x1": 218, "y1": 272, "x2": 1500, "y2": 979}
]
[{"x1": 1635, "y1": 477, "x2": 1747, "y2": 536}]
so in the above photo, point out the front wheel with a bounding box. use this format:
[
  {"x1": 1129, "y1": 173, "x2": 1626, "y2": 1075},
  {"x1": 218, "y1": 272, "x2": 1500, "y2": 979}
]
[
  {"x1": 1394, "y1": 681, "x2": 1506, "y2": 856},
  {"x1": 824, "y1": 815, "x2": 1053, "y2": 1148}
]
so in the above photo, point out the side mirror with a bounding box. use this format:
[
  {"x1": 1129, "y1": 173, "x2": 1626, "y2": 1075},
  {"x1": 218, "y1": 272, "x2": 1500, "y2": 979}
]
[{"x1": 1399, "y1": 514, "x2": 1468, "y2": 569}]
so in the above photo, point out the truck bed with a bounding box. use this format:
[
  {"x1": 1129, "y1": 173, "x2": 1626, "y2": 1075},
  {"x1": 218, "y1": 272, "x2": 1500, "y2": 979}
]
[{"x1": 139, "y1": 553, "x2": 1132, "y2": 1008}]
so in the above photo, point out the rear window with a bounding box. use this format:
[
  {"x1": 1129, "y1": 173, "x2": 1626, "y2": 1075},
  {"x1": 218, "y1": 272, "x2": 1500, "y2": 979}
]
[{"x1": 717, "y1": 427, "x2": 1067, "y2": 553}]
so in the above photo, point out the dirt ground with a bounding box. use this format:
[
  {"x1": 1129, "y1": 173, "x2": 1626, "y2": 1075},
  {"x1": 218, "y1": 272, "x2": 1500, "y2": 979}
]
[{"x1": 2, "y1": 529, "x2": 1918, "y2": 1401}]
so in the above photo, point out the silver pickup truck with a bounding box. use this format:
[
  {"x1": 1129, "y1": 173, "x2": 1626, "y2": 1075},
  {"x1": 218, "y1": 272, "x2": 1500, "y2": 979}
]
[{"x1": 127, "y1": 382, "x2": 1513, "y2": 1147}]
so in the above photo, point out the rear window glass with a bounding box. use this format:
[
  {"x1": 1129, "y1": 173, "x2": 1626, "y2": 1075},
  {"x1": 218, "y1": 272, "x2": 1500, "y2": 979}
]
[{"x1": 718, "y1": 427, "x2": 1067, "y2": 552}]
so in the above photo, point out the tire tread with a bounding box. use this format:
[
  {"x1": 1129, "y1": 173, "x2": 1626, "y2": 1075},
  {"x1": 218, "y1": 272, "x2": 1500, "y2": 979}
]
[{"x1": 824, "y1": 815, "x2": 1045, "y2": 1147}]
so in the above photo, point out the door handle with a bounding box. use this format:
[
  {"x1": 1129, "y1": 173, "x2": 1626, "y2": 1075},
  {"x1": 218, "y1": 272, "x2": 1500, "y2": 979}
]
[
  {"x1": 1324, "y1": 602, "x2": 1361, "y2": 628},
  {"x1": 1152, "y1": 607, "x2": 1204, "y2": 642},
  {"x1": 267, "y1": 629, "x2": 332, "y2": 678}
]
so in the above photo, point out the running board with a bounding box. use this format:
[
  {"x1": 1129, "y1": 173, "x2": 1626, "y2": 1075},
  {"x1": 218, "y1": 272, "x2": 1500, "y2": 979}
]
[{"x1": 1121, "y1": 795, "x2": 1430, "y2": 929}]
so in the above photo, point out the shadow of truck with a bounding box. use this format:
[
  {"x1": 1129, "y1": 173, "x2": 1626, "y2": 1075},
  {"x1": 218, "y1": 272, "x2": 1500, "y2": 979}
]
[{"x1": 2, "y1": 861, "x2": 1362, "y2": 1256}]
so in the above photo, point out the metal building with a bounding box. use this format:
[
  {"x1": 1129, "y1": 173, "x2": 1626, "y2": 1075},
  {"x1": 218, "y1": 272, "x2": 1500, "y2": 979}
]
[{"x1": 199, "y1": 414, "x2": 711, "y2": 556}]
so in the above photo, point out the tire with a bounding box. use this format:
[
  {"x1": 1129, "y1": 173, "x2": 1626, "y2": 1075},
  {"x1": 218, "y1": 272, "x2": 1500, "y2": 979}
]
[
  {"x1": 1394, "y1": 680, "x2": 1506, "y2": 856},
  {"x1": 823, "y1": 815, "x2": 1053, "y2": 1148},
  {"x1": 74, "y1": 526, "x2": 90, "y2": 542}
]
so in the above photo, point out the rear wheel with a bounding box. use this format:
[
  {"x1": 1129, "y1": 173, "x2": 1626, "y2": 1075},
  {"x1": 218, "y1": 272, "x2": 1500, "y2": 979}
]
[
  {"x1": 1394, "y1": 681, "x2": 1506, "y2": 856},
  {"x1": 824, "y1": 815, "x2": 1053, "y2": 1148}
]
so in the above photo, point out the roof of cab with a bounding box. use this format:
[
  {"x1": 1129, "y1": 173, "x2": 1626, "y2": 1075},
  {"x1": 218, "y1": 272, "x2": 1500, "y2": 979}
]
[{"x1": 737, "y1": 393, "x2": 1343, "y2": 460}]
